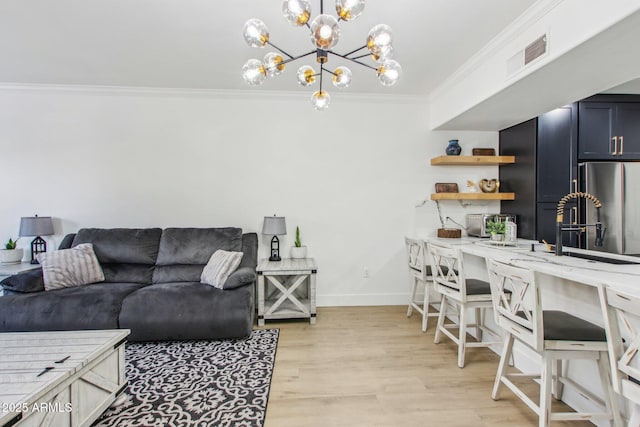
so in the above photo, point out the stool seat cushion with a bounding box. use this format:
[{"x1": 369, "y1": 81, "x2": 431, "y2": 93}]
[
  {"x1": 543, "y1": 310, "x2": 606, "y2": 342},
  {"x1": 465, "y1": 278, "x2": 492, "y2": 295}
]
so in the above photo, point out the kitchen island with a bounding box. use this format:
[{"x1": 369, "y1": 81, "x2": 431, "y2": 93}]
[{"x1": 414, "y1": 236, "x2": 640, "y2": 426}]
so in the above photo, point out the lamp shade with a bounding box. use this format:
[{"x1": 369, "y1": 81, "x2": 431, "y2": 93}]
[
  {"x1": 19, "y1": 216, "x2": 54, "y2": 237},
  {"x1": 262, "y1": 216, "x2": 287, "y2": 235}
]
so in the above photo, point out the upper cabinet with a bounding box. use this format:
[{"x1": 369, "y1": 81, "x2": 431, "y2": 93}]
[{"x1": 578, "y1": 95, "x2": 640, "y2": 160}]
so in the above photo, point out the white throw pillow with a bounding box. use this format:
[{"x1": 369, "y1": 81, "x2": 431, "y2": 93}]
[
  {"x1": 37, "y1": 243, "x2": 105, "y2": 291},
  {"x1": 201, "y1": 250, "x2": 243, "y2": 289}
]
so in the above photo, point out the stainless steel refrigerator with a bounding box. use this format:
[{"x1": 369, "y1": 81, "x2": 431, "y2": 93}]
[{"x1": 584, "y1": 162, "x2": 640, "y2": 255}]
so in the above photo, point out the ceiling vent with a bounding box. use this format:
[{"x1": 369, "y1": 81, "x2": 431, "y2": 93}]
[{"x1": 506, "y1": 34, "x2": 548, "y2": 77}]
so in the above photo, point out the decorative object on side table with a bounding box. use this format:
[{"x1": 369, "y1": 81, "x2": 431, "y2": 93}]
[
  {"x1": 479, "y1": 178, "x2": 500, "y2": 193},
  {"x1": 19, "y1": 215, "x2": 54, "y2": 264},
  {"x1": 445, "y1": 139, "x2": 462, "y2": 155},
  {"x1": 290, "y1": 226, "x2": 307, "y2": 259},
  {"x1": 0, "y1": 238, "x2": 23, "y2": 264},
  {"x1": 262, "y1": 215, "x2": 286, "y2": 262}
]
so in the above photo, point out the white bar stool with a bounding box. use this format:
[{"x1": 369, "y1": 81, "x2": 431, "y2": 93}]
[
  {"x1": 598, "y1": 284, "x2": 640, "y2": 427},
  {"x1": 427, "y1": 241, "x2": 500, "y2": 368},
  {"x1": 405, "y1": 237, "x2": 439, "y2": 332},
  {"x1": 487, "y1": 258, "x2": 621, "y2": 427}
]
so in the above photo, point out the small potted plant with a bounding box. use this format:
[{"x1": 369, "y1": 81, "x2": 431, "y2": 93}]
[
  {"x1": 486, "y1": 220, "x2": 506, "y2": 242},
  {"x1": 0, "y1": 238, "x2": 24, "y2": 264},
  {"x1": 290, "y1": 226, "x2": 308, "y2": 259}
]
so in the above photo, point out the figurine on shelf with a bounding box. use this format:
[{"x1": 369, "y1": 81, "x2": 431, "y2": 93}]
[
  {"x1": 445, "y1": 139, "x2": 462, "y2": 155},
  {"x1": 466, "y1": 180, "x2": 479, "y2": 192}
]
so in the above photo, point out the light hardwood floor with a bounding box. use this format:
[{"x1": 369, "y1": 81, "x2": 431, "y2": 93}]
[{"x1": 261, "y1": 306, "x2": 593, "y2": 427}]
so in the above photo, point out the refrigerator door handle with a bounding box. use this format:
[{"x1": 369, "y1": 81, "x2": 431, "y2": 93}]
[{"x1": 620, "y1": 164, "x2": 625, "y2": 254}]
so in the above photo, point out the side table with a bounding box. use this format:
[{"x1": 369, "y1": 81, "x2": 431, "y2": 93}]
[
  {"x1": 0, "y1": 262, "x2": 39, "y2": 297},
  {"x1": 256, "y1": 258, "x2": 317, "y2": 326}
]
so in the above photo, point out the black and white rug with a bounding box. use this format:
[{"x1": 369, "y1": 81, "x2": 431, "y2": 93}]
[{"x1": 94, "y1": 329, "x2": 279, "y2": 427}]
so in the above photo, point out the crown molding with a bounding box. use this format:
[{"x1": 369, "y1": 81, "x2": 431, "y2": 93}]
[
  {"x1": 427, "y1": 0, "x2": 564, "y2": 101},
  {"x1": 0, "y1": 82, "x2": 427, "y2": 105}
]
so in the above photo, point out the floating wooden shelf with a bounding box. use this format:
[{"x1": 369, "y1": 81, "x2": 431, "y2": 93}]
[
  {"x1": 430, "y1": 192, "x2": 515, "y2": 201},
  {"x1": 430, "y1": 155, "x2": 515, "y2": 166}
]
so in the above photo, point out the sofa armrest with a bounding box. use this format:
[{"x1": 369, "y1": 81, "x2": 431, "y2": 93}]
[
  {"x1": 239, "y1": 233, "x2": 258, "y2": 269},
  {"x1": 223, "y1": 267, "x2": 256, "y2": 290},
  {"x1": 1, "y1": 269, "x2": 45, "y2": 293}
]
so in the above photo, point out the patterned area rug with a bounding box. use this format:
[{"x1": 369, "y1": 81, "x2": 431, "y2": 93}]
[{"x1": 94, "y1": 329, "x2": 279, "y2": 427}]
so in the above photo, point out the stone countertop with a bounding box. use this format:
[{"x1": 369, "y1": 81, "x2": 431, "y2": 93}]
[{"x1": 417, "y1": 236, "x2": 640, "y2": 296}]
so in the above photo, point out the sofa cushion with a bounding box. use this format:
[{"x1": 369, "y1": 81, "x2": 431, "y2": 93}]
[
  {"x1": 0, "y1": 282, "x2": 146, "y2": 332},
  {"x1": 72, "y1": 228, "x2": 162, "y2": 265},
  {"x1": 1, "y1": 269, "x2": 45, "y2": 294},
  {"x1": 119, "y1": 281, "x2": 253, "y2": 341},
  {"x1": 153, "y1": 228, "x2": 243, "y2": 283},
  {"x1": 201, "y1": 250, "x2": 243, "y2": 289},
  {"x1": 223, "y1": 267, "x2": 257, "y2": 290},
  {"x1": 37, "y1": 243, "x2": 105, "y2": 291},
  {"x1": 72, "y1": 228, "x2": 162, "y2": 284}
]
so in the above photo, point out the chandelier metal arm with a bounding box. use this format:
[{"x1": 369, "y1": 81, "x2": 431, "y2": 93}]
[
  {"x1": 342, "y1": 44, "x2": 368, "y2": 58},
  {"x1": 349, "y1": 53, "x2": 372, "y2": 60},
  {"x1": 329, "y1": 51, "x2": 378, "y2": 72},
  {"x1": 266, "y1": 41, "x2": 295, "y2": 59},
  {"x1": 280, "y1": 49, "x2": 317, "y2": 66},
  {"x1": 320, "y1": 63, "x2": 324, "y2": 93}
]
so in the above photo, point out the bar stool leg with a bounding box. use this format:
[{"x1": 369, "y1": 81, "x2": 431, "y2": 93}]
[
  {"x1": 434, "y1": 294, "x2": 447, "y2": 344},
  {"x1": 475, "y1": 307, "x2": 483, "y2": 342},
  {"x1": 458, "y1": 305, "x2": 467, "y2": 368},
  {"x1": 492, "y1": 334, "x2": 514, "y2": 400},
  {"x1": 540, "y1": 354, "x2": 553, "y2": 427},
  {"x1": 597, "y1": 352, "x2": 622, "y2": 427},
  {"x1": 407, "y1": 277, "x2": 417, "y2": 317},
  {"x1": 421, "y1": 282, "x2": 429, "y2": 332},
  {"x1": 552, "y1": 360, "x2": 564, "y2": 400}
]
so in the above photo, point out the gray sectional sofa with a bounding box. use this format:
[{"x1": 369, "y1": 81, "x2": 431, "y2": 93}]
[{"x1": 0, "y1": 227, "x2": 258, "y2": 341}]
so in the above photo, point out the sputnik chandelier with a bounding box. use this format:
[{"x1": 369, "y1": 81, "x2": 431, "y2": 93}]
[{"x1": 242, "y1": 0, "x2": 402, "y2": 110}]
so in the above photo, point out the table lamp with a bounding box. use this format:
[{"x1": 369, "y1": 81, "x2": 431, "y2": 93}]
[
  {"x1": 19, "y1": 215, "x2": 54, "y2": 264},
  {"x1": 262, "y1": 215, "x2": 286, "y2": 261}
]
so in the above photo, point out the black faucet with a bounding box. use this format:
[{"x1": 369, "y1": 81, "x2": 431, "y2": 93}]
[{"x1": 555, "y1": 192, "x2": 605, "y2": 256}]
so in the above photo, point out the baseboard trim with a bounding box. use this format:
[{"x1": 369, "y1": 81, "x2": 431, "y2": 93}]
[{"x1": 317, "y1": 293, "x2": 409, "y2": 307}]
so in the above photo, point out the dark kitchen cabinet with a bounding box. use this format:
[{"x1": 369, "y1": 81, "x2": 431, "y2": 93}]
[
  {"x1": 499, "y1": 104, "x2": 578, "y2": 245},
  {"x1": 536, "y1": 202, "x2": 579, "y2": 248},
  {"x1": 578, "y1": 95, "x2": 640, "y2": 160}
]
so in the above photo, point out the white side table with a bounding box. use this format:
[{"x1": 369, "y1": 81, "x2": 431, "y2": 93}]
[
  {"x1": 0, "y1": 262, "x2": 39, "y2": 297},
  {"x1": 256, "y1": 258, "x2": 317, "y2": 326}
]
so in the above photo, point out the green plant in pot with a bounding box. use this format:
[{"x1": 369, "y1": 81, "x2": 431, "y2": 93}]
[
  {"x1": 290, "y1": 226, "x2": 308, "y2": 259},
  {"x1": 486, "y1": 220, "x2": 506, "y2": 242},
  {"x1": 0, "y1": 237, "x2": 24, "y2": 264}
]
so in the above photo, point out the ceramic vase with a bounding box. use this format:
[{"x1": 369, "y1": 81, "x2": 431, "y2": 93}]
[
  {"x1": 291, "y1": 246, "x2": 307, "y2": 259},
  {"x1": 0, "y1": 248, "x2": 24, "y2": 264},
  {"x1": 445, "y1": 139, "x2": 462, "y2": 155}
]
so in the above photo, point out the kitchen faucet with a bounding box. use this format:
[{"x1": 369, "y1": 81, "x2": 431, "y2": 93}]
[{"x1": 555, "y1": 192, "x2": 605, "y2": 256}]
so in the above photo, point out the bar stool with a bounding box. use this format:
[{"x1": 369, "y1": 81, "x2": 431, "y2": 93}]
[
  {"x1": 405, "y1": 237, "x2": 439, "y2": 332},
  {"x1": 427, "y1": 241, "x2": 500, "y2": 368},
  {"x1": 487, "y1": 258, "x2": 621, "y2": 427},
  {"x1": 598, "y1": 284, "x2": 640, "y2": 426}
]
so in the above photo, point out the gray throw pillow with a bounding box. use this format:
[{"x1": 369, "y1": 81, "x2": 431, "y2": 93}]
[
  {"x1": 37, "y1": 243, "x2": 105, "y2": 291},
  {"x1": 201, "y1": 250, "x2": 243, "y2": 289}
]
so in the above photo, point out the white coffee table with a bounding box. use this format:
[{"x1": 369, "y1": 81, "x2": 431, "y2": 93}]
[{"x1": 0, "y1": 329, "x2": 129, "y2": 427}]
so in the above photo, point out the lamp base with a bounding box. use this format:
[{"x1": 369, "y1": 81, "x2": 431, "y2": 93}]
[
  {"x1": 269, "y1": 255, "x2": 282, "y2": 262},
  {"x1": 30, "y1": 259, "x2": 40, "y2": 265}
]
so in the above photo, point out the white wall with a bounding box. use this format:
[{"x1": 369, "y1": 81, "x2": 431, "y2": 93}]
[{"x1": 0, "y1": 86, "x2": 499, "y2": 306}]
